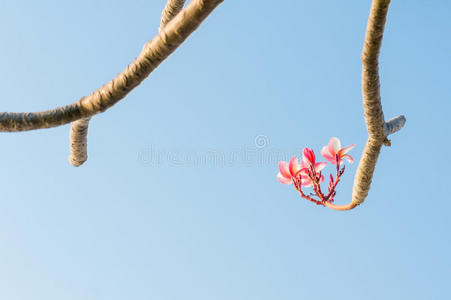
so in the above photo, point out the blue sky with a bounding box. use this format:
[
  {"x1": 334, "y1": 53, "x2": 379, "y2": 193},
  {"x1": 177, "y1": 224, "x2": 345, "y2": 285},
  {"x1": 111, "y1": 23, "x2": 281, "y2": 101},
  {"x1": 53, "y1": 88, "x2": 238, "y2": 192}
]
[{"x1": 0, "y1": 1, "x2": 450, "y2": 299}]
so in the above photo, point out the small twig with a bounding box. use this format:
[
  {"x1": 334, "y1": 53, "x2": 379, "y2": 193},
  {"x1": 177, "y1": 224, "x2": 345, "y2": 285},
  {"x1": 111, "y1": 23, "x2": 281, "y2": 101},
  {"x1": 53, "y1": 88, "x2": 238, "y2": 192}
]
[
  {"x1": 310, "y1": 168, "x2": 326, "y2": 203},
  {"x1": 383, "y1": 115, "x2": 406, "y2": 145},
  {"x1": 68, "y1": 117, "x2": 91, "y2": 167},
  {"x1": 325, "y1": 164, "x2": 342, "y2": 202},
  {"x1": 159, "y1": 0, "x2": 187, "y2": 31},
  {"x1": 294, "y1": 178, "x2": 322, "y2": 206}
]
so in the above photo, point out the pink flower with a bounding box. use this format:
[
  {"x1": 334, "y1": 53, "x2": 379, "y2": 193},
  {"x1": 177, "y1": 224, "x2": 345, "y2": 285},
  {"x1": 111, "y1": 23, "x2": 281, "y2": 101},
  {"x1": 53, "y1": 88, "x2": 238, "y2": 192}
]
[
  {"x1": 298, "y1": 148, "x2": 326, "y2": 187},
  {"x1": 277, "y1": 156, "x2": 314, "y2": 186},
  {"x1": 321, "y1": 137, "x2": 355, "y2": 165},
  {"x1": 302, "y1": 148, "x2": 316, "y2": 166},
  {"x1": 301, "y1": 148, "x2": 327, "y2": 169},
  {"x1": 277, "y1": 156, "x2": 302, "y2": 185}
]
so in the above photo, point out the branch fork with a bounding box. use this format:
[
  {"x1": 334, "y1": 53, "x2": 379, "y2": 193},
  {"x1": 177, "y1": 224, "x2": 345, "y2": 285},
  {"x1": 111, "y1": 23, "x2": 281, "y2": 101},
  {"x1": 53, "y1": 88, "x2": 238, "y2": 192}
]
[
  {"x1": 294, "y1": 155, "x2": 345, "y2": 207},
  {"x1": 0, "y1": 0, "x2": 224, "y2": 166}
]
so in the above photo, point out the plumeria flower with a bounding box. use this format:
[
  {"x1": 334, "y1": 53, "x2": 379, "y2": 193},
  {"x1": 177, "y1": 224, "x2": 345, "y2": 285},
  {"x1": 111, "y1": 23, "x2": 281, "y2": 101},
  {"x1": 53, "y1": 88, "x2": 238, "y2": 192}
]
[
  {"x1": 277, "y1": 156, "x2": 301, "y2": 185},
  {"x1": 298, "y1": 148, "x2": 326, "y2": 187},
  {"x1": 301, "y1": 148, "x2": 326, "y2": 168},
  {"x1": 321, "y1": 137, "x2": 355, "y2": 165},
  {"x1": 277, "y1": 156, "x2": 310, "y2": 186}
]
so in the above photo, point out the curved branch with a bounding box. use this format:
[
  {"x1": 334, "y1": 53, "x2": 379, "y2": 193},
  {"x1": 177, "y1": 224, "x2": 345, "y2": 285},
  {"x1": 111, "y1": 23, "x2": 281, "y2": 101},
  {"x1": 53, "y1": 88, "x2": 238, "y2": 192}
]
[
  {"x1": 68, "y1": 0, "x2": 189, "y2": 167},
  {"x1": 0, "y1": 0, "x2": 223, "y2": 132},
  {"x1": 324, "y1": 201, "x2": 357, "y2": 211},
  {"x1": 326, "y1": 0, "x2": 406, "y2": 211}
]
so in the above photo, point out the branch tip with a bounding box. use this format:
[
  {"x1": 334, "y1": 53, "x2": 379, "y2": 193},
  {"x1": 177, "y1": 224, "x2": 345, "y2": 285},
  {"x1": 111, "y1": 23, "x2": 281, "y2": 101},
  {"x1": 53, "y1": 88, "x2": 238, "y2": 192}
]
[
  {"x1": 384, "y1": 114, "x2": 406, "y2": 137},
  {"x1": 68, "y1": 118, "x2": 91, "y2": 167}
]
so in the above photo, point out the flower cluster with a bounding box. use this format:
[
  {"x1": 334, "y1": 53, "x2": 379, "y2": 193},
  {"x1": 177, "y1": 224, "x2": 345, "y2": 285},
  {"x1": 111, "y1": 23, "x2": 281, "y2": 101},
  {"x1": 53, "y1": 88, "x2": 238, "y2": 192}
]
[{"x1": 277, "y1": 137, "x2": 355, "y2": 207}]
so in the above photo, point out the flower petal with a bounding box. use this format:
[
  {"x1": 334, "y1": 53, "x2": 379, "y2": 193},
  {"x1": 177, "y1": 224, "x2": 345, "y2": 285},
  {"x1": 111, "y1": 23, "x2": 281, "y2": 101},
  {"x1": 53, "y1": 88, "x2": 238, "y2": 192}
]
[
  {"x1": 300, "y1": 176, "x2": 313, "y2": 187},
  {"x1": 321, "y1": 145, "x2": 330, "y2": 157},
  {"x1": 314, "y1": 162, "x2": 327, "y2": 172},
  {"x1": 278, "y1": 161, "x2": 291, "y2": 179},
  {"x1": 321, "y1": 147, "x2": 336, "y2": 164},
  {"x1": 295, "y1": 167, "x2": 309, "y2": 177},
  {"x1": 338, "y1": 144, "x2": 355, "y2": 156},
  {"x1": 328, "y1": 137, "x2": 341, "y2": 156},
  {"x1": 289, "y1": 156, "x2": 301, "y2": 177},
  {"x1": 302, "y1": 148, "x2": 316, "y2": 166},
  {"x1": 299, "y1": 158, "x2": 309, "y2": 169},
  {"x1": 341, "y1": 154, "x2": 354, "y2": 164},
  {"x1": 277, "y1": 173, "x2": 293, "y2": 184}
]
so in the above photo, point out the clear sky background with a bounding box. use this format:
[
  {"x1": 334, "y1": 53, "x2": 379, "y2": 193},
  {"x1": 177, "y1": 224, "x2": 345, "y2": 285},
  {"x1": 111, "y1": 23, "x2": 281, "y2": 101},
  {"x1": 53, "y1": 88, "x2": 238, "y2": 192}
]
[{"x1": 0, "y1": 1, "x2": 450, "y2": 299}]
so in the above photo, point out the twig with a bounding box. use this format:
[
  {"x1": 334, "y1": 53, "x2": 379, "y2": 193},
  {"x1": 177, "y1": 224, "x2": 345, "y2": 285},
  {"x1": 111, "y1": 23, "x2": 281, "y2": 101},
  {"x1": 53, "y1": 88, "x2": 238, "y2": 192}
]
[
  {"x1": 294, "y1": 178, "x2": 322, "y2": 206},
  {"x1": 68, "y1": 117, "x2": 91, "y2": 167},
  {"x1": 160, "y1": 0, "x2": 187, "y2": 31}
]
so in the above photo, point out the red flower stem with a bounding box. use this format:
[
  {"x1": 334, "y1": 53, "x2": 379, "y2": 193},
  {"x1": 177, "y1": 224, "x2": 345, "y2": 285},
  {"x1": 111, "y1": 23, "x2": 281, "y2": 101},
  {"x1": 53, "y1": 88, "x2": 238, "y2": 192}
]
[
  {"x1": 292, "y1": 156, "x2": 356, "y2": 210},
  {"x1": 309, "y1": 166, "x2": 326, "y2": 202},
  {"x1": 324, "y1": 155, "x2": 342, "y2": 201},
  {"x1": 336, "y1": 155, "x2": 340, "y2": 174},
  {"x1": 323, "y1": 157, "x2": 357, "y2": 210},
  {"x1": 325, "y1": 170, "x2": 341, "y2": 200},
  {"x1": 294, "y1": 179, "x2": 322, "y2": 206},
  {"x1": 298, "y1": 189, "x2": 323, "y2": 205},
  {"x1": 312, "y1": 181, "x2": 325, "y2": 202}
]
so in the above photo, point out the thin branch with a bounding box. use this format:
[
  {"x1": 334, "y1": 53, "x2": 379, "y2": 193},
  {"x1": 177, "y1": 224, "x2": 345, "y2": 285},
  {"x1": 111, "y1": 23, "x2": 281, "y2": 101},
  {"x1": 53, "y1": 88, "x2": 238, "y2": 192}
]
[
  {"x1": 68, "y1": 0, "x2": 189, "y2": 167},
  {"x1": 326, "y1": 0, "x2": 406, "y2": 211},
  {"x1": 0, "y1": 0, "x2": 223, "y2": 132},
  {"x1": 324, "y1": 201, "x2": 356, "y2": 211},
  {"x1": 294, "y1": 178, "x2": 322, "y2": 206},
  {"x1": 160, "y1": 0, "x2": 187, "y2": 31},
  {"x1": 68, "y1": 117, "x2": 91, "y2": 166},
  {"x1": 384, "y1": 114, "x2": 406, "y2": 136}
]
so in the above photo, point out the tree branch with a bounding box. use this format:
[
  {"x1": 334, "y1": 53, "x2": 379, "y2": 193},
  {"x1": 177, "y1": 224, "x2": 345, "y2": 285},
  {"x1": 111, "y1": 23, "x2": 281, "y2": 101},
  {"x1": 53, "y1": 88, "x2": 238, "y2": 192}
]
[
  {"x1": 160, "y1": 0, "x2": 187, "y2": 31},
  {"x1": 68, "y1": 0, "x2": 190, "y2": 166},
  {"x1": 68, "y1": 117, "x2": 91, "y2": 166},
  {"x1": 0, "y1": 0, "x2": 223, "y2": 133},
  {"x1": 325, "y1": 0, "x2": 406, "y2": 211}
]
